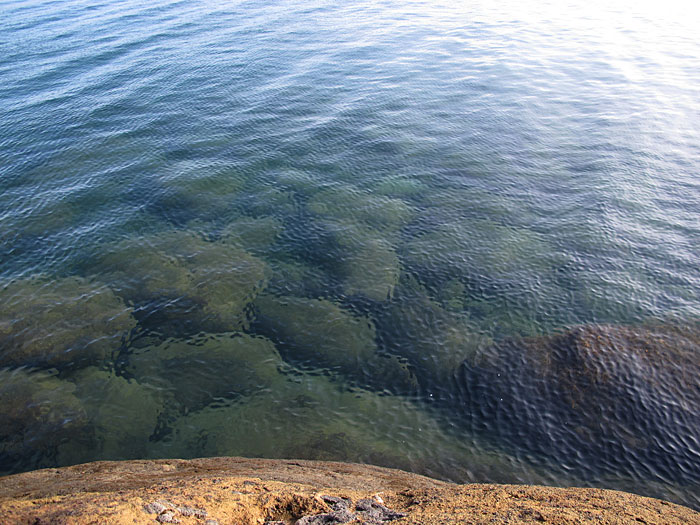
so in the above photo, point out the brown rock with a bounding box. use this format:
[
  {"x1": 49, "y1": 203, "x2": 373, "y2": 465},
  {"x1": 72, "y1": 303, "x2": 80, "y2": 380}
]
[
  {"x1": 456, "y1": 322, "x2": 700, "y2": 486},
  {"x1": 0, "y1": 457, "x2": 697, "y2": 524}
]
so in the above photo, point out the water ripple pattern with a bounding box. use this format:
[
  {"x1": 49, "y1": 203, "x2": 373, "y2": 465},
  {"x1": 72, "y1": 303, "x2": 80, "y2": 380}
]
[{"x1": 1, "y1": 0, "x2": 699, "y2": 512}]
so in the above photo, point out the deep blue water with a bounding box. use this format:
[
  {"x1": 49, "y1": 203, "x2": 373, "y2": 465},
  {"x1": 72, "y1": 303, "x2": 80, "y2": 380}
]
[{"x1": 1, "y1": 0, "x2": 699, "y2": 510}]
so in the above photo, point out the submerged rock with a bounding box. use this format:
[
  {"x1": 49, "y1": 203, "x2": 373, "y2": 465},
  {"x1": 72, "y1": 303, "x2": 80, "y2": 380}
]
[
  {"x1": 307, "y1": 186, "x2": 412, "y2": 235},
  {"x1": 154, "y1": 167, "x2": 247, "y2": 224},
  {"x1": 59, "y1": 368, "x2": 165, "y2": 463},
  {"x1": 326, "y1": 220, "x2": 401, "y2": 303},
  {"x1": 275, "y1": 169, "x2": 324, "y2": 194},
  {"x1": 0, "y1": 276, "x2": 136, "y2": 369},
  {"x1": 95, "y1": 230, "x2": 267, "y2": 333},
  {"x1": 371, "y1": 175, "x2": 427, "y2": 198},
  {"x1": 148, "y1": 371, "x2": 510, "y2": 481},
  {"x1": 127, "y1": 332, "x2": 283, "y2": 411},
  {"x1": 379, "y1": 277, "x2": 488, "y2": 387},
  {"x1": 244, "y1": 187, "x2": 299, "y2": 218},
  {"x1": 218, "y1": 215, "x2": 283, "y2": 254},
  {"x1": 266, "y1": 259, "x2": 336, "y2": 299},
  {"x1": 402, "y1": 219, "x2": 552, "y2": 282},
  {"x1": 255, "y1": 295, "x2": 377, "y2": 374},
  {"x1": 0, "y1": 368, "x2": 88, "y2": 473},
  {"x1": 456, "y1": 321, "x2": 700, "y2": 484}
]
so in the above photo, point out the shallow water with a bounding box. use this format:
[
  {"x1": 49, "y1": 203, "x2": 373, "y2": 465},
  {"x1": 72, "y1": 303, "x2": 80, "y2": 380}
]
[{"x1": 1, "y1": 0, "x2": 699, "y2": 510}]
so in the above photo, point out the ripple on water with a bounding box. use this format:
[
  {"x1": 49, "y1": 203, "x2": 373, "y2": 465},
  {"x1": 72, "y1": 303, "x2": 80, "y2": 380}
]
[{"x1": 1, "y1": 0, "x2": 699, "y2": 512}]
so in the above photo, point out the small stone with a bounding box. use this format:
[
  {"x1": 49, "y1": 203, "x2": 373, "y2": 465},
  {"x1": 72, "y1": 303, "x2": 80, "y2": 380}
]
[
  {"x1": 355, "y1": 499, "x2": 406, "y2": 523},
  {"x1": 178, "y1": 506, "x2": 207, "y2": 518},
  {"x1": 143, "y1": 502, "x2": 167, "y2": 514},
  {"x1": 520, "y1": 508, "x2": 546, "y2": 522},
  {"x1": 156, "y1": 510, "x2": 181, "y2": 523},
  {"x1": 321, "y1": 495, "x2": 351, "y2": 511},
  {"x1": 296, "y1": 508, "x2": 355, "y2": 525},
  {"x1": 204, "y1": 520, "x2": 219, "y2": 525}
]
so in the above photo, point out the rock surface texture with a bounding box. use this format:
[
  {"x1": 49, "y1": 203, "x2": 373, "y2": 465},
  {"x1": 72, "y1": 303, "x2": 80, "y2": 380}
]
[{"x1": 0, "y1": 457, "x2": 698, "y2": 524}]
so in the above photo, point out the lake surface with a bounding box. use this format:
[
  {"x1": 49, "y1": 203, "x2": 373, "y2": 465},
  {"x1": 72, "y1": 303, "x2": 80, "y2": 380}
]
[{"x1": 1, "y1": 0, "x2": 699, "y2": 510}]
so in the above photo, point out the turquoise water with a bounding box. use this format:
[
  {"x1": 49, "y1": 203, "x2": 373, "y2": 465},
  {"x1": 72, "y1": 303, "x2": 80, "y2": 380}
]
[{"x1": 1, "y1": 0, "x2": 699, "y2": 510}]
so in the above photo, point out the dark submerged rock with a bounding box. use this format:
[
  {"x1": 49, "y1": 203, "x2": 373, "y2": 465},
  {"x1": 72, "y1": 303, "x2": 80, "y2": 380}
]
[{"x1": 456, "y1": 322, "x2": 700, "y2": 484}]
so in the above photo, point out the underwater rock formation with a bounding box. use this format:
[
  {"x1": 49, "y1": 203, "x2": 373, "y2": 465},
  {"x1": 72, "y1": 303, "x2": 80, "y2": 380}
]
[
  {"x1": 218, "y1": 215, "x2": 283, "y2": 254},
  {"x1": 266, "y1": 259, "x2": 336, "y2": 299},
  {"x1": 456, "y1": 321, "x2": 700, "y2": 484},
  {"x1": 371, "y1": 175, "x2": 427, "y2": 198},
  {"x1": 59, "y1": 368, "x2": 165, "y2": 463},
  {"x1": 0, "y1": 276, "x2": 136, "y2": 369},
  {"x1": 147, "y1": 371, "x2": 512, "y2": 482},
  {"x1": 153, "y1": 167, "x2": 247, "y2": 225},
  {"x1": 402, "y1": 219, "x2": 552, "y2": 282},
  {"x1": 303, "y1": 219, "x2": 401, "y2": 303},
  {"x1": 244, "y1": 187, "x2": 299, "y2": 218},
  {"x1": 307, "y1": 186, "x2": 413, "y2": 235},
  {"x1": 126, "y1": 332, "x2": 283, "y2": 411},
  {"x1": 0, "y1": 368, "x2": 88, "y2": 473},
  {"x1": 255, "y1": 294, "x2": 377, "y2": 373},
  {"x1": 95, "y1": 230, "x2": 267, "y2": 333},
  {"x1": 331, "y1": 221, "x2": 401, "y2": 303},
  {"x1": 379, "y1": 277, "x2": 487, "y2": 388}
]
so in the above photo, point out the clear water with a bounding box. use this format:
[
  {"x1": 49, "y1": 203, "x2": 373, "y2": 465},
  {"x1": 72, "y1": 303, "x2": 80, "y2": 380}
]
[{"x1": 1, "y1": 0, "x2": 699, "y2": 510}]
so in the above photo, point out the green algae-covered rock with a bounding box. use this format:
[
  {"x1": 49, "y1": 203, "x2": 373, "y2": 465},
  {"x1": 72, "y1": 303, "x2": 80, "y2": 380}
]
[
  {"x1": 371, "y1": 176, "x2": 427, "y2": 198},
  {"x1": 255, "y1": 294, "x2": 377, "y2": 373},
  {"x1": 127, "y1": 332, "x2": 283, "y2": 411},
  {"x1": 307, "y1": 185, "x2": 412, "y2": 235},
  {"x1": 418, "y1": 187, "x2": 517, "y2": 224},
  {"x1": 219, "y1": 215, "x2": 283, "y2": 254},
  {"x1": 295, "y1": 218, "x2": 401, "y2": 302},
  {"x1": 156, "y1": 167, "x2": 247, "y2": 224},
  {"x1": 0, "y1": 368, "x2": 88, "y2": 471},
  {"x1": 0, "y1": 276, "x2": 136, "y2": 369},
  {"x1": 341, "y1": 235, "x2": 400, "y2": 302},
  {"x1": 96, "y1": 230, "x2": 268, "y2": 333},
  {"x1": 402, "y1": 219, "x2": 551, "y2": 281},
  {"x1": 266, "y1": 259, "x2": 335, "y2": 298},
  {"x1": 431, "y1": 277, "x2": 545, "y2": 338},
  {"x1": 329, "y1": 221, "x2": 401, "y2": 302},
  {"x1": 61, "y1": 368, "x2": 165, "y2": 461},
  {"x1": 244, "y1": 187, "x2": 298, "y2": 218},
  {"x1": 437, "y1": 278, "x2": 468, "y2": 312},
  {"x1": 148, "y1": 372, "x2": 520, "y2": 483},
  {"x1": 380, "y1": 278, "x2": 487, "y2": 384},
  {"x1": 275, "y1": 169, "x2": 323, "y2": 194}
]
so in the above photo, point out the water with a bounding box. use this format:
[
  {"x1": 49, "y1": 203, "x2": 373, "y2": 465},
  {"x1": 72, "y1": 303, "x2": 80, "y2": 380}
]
[{"x1": 1, "y1": 0, "x2": 699, "y2": 510}]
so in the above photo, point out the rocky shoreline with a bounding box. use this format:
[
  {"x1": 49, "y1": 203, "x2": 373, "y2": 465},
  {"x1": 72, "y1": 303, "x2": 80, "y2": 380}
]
[{"x1": 0, "y1": 457, "x2": 698, "y2": 524}]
